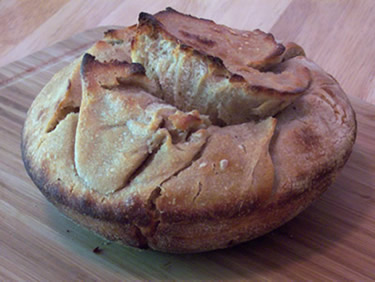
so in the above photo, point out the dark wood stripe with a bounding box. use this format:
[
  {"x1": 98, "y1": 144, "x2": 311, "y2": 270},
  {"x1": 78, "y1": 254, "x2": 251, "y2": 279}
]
[
  {"x1": 0, "y1": 42, "x2": 93, "y2": 87},
  {"x1": 0, "y1": 107, "x2": 25, "y2": 126},
  {"x1": 0, "y1": 93, "x2": 30, "y2": 114}
]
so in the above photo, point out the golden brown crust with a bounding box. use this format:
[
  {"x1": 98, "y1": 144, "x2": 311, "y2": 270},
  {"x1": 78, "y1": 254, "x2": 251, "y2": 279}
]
[
  {"x1": 154, "y1": 7, "x2": 285, "y2": 70},
  {"x1": 282, "y1": 42, "x2": 306, "y2": 61},
  {"x1": 22, "y1": 10, "x2": 357, "y2": 253},
  {"x1": 90, "y1": 25, "x2": 136, "y2": 63}
]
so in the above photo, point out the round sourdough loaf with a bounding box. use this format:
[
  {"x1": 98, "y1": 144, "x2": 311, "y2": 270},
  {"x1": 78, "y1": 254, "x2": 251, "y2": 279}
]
[{"x1": 22, "y1": 9, "x2": 356, "y2": 253}]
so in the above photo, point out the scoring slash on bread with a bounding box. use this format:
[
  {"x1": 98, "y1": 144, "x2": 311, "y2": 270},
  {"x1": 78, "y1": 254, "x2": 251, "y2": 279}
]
[{"x1": 22, "y1": 8, "x2": 356, "y2": 253}]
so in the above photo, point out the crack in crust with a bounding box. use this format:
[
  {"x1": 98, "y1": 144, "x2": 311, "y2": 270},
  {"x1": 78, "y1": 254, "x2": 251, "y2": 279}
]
[
  {"x1": 118, "y1": 138, "x2": 164, "y2": 192},
  {"x1": 46, "y1": 105, "x2": 79, "y2": 133}
]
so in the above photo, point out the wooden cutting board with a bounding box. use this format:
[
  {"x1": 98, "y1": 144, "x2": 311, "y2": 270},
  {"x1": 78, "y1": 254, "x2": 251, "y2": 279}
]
[{"x1": 1, "y1": 26, "x2": 375, "y2": 281}]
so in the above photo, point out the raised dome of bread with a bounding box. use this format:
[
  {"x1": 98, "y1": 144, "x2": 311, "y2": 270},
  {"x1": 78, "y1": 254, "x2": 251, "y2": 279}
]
[
  {"x1": 131, "y1": 8, "x2": 311, "y2": 125},
  {"x1": 22, "y1": 9, "x2": 356, "y2": 253}
]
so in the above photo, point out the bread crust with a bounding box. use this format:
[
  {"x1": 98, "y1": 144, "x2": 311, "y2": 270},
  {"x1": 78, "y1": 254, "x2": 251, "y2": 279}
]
[
  {"x1": 22, "y1": 11, "x2": 356, "y2": 253},
  {"x1": 131, "y1": 8, "x2": 312, "y2": 124}
]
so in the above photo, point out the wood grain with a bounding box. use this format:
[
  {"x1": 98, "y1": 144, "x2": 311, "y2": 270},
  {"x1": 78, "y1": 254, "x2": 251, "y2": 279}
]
[{"x1": 0, "y1": 8, "x2": 375, "y2": 282}]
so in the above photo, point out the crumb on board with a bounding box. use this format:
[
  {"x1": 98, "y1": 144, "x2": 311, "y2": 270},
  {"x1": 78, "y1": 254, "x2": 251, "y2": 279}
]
[{"x1": 93, "y1": 246, "x2": 103, "y2": 254}]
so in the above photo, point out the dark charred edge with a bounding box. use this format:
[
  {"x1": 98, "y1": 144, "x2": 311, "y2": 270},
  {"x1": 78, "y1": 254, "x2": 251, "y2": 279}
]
[
  {"x1": 246, "y1": 69, "x2": 313, "y2": 98},
  {"x1": 229, "y1": 74, "x2": 246, "y2": 83},
  {"x1": 179, "y1": 44, "x2": 190, "y2": 51},
  {"x1": 81, "y1": 53, "x2": 133, "y2": 76},
  {"x1": 179, "y1": 44, "x2": 225, "y2": 69},
  {"x1": 183, "y1": 128, "x2": 195, "y2": 143},
  {"x1": 281, "y1": 42, "x2": 306, "y2": 63},
  {"x1": 255, "y1": 32, "x2": 286, "y2": 64},
  {"x1": 128, "y1": 62, "x2": 146, "y2": 75},
  {"x1": 104, "y1": 29, "x2": 125, "y2": 41},
  {"x1": 156, "y1": 7, "x2": 217, "y2": 25},
  {"x1": 180, "y1": 45, "x2": 227, "y2": 70},
  {"x1": 157, "y1": 7, "x2": 283, "y2": 61},
  {"x1": 349, "y1": 106, "x2": 358, "y2": 149},
  {"x1": 80, "y1": 53, "x2": 103, "y2": 87},
  {"x1": 138, "y1": 12, "x2": 165, "y2": 38},
  {"x1": 266, "y1": 41, "x2": 286, "y2": 61},
  {"x1": 229, "y1": 64, "x2": 312, "y2": 98},
  {"x1": 81, "y1": 54, "x2": 148, "y2": 90},
  {"x1": 206, "y1": 55, "x2": 225, "y2": 68},
  {"x1": 112, "y1": 63, "x2": 146, "y2": 82},
  {"x1": 104, "y1": 25, "x2": 137, "y2": 39},
  {"x1": 139, "y1": 12, "x2": 162, "y2": 26},
  {"x1": 138, "y1": 9, "x2": 227, "y2": 72},
  {"x1": 80, "y1": 53, "x2": 97, "y2": 77},
  {"x1": 178, "y1": 30, "x2": 216, "y2": 47},
  {"x1": 255, "y1": 42, "x2": 286, "y2": 72},
  {"x1": 104, "y1": 29, "x2": 118, "y2": 37}
]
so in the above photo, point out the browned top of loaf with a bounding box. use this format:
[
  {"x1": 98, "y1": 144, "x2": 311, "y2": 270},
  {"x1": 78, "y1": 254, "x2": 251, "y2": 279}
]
[
  {"x1": 154, "y1": 7, "x2": 285, "y2": 71},
  {"x1": 135, "y1": 8, "x2": 312, "y2": 123}
]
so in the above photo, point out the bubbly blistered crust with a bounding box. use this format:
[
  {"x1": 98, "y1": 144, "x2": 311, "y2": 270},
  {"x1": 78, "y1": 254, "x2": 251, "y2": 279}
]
[{"x1": 22, "y1": 11, "x2": 356, "y2": 253}]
